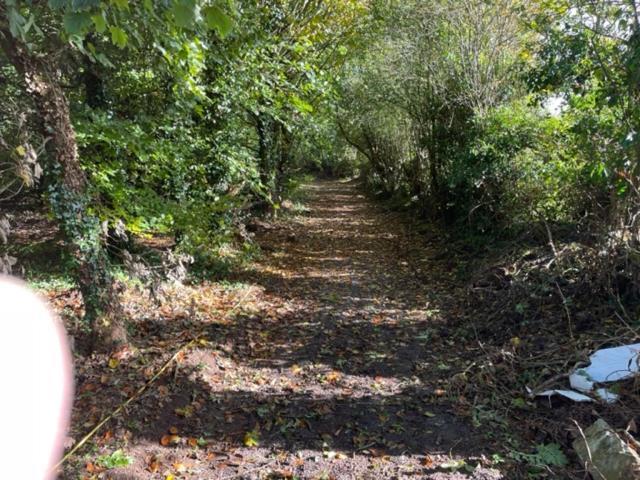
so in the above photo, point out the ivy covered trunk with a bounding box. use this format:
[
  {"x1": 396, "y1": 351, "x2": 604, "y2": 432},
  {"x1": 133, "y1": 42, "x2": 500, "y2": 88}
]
[
  {"x1": 256, "y1": 113, "x2": 278, "y2": 211},
  {"x1": 256, "y1": 113, "x2": 290, "y2": 214},
  {"x1": 0, "y1": 29, "x2": 126, "y2": 351}
]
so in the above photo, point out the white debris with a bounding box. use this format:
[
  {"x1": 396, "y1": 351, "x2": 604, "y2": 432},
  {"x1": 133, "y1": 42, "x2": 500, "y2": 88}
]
[
  {"x1": 570, "y1": 343, "x2": 640, "y2": 388},
  {"x1": 569, "y1": 370, "x2": 595, "y2": 392},
  {"x1": 595, "y1": 388, "x2": 620, "y2": 404},
  {"x1": 530, "y1": 343, "x2": 640, "y2": 403},
  {"x1": 536, "y1": 389, "x2": 593, "y2": 402}
]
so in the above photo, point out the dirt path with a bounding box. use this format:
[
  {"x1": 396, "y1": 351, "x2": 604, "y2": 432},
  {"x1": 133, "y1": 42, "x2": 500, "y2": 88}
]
[{"x1": 64, "y1": 180, "x2": 503, "y2": 479}]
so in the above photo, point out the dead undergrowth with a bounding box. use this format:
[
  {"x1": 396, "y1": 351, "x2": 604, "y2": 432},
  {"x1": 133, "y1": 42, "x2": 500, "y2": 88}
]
[{"x1": 423, "y1": 226, "x2": 640, "y2": 478}]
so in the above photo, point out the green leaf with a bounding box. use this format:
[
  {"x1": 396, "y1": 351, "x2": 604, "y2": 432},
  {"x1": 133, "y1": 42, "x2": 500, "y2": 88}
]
[
  {"x1": 109, "y1": 26, "x2": 128, "y2": 48},
  {"x1": 91, "y1": 13, "x2": 107, "y2": 33},
  {"x1": 63, "y1": 11, "x2": 92, "y2": 35},
  {"x1": 94, "y1": 52, "x2": 114, "y2": 68},
  {"x1": 291, "y1": 94, "x2": 313, "y2": 113},
  {"x1": 111, "y1": 0, "x2": 129, "y2": 10},
  {"x1": 202, "y1": 5, "x2": 234, "y2": 38},
  {"x1": 171, "y1": 0, "x2": 197, "y2": 29},
  {"x1": 243, "y1": 429, "x2": 260, "y2": 447},
  {"x1": 7, "y1": 7, "x2": 26, "y2": 38},
  {"x1": 96, "y1": 449, "x2": 133, "y2": 469},
  {"x1": 534, "y1": 443, "x2": 568, "y2": 467}
]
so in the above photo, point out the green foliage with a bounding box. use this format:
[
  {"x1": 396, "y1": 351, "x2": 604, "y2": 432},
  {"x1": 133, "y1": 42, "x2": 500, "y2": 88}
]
[
  {"x1": 445, "y1": 100, "x2": 589, "y2": 232},
  {"x1": 1, "y1": 0, "x2": 368, "y2": 279},
  {"x1": 202, "y1": 5, "x2": 233, "y2": 38},
  {"x1": 508, "y1": 443, "x2": 569, "y2": 469},
  {"x1": 333, "y1": 0, "x2": 640, "y2": 248},
  {"x1": 4, "y1": 0, "x2": 640, "y2": 351},
  {"x1": 96, "y1": 449, "x2": 134, "y2": 469}
]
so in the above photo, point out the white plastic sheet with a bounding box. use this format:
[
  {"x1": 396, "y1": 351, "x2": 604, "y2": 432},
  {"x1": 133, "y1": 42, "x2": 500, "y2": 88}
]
[
  {"x1": 536, "y1": 389, "x2": 593, "y2": 402},
  {"x1": 531, "y1": 343, "x2": 640, "y2": 404},
  {"x1": 570, "y1": 343, "x2": 640, "y2": 390}
]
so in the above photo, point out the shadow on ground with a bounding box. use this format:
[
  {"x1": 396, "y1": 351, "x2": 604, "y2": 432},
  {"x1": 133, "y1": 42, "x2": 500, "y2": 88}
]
[{"x1": 65, "y1": 180, "x2": 502, "y2": 479}]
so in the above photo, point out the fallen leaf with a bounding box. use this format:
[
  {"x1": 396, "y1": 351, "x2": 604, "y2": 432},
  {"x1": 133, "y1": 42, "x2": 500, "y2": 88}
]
[
  {"x1": 79, "y1": 383, "x2": 97, "y2": 394},
  {"x1": 422, "y1": 455, "x2": 435, "y2": 467},
  {"x1": 243, "y1": 429, "x2": 260, "y2": 447},
  {"x1": 172, "y1": 462, "x2": 187, "y2": 473},
  {"x1": 324, "y1": 371, "x2": 341, "y2": 383},
  {"x1": 147, "y1": 456, "x2": 161, "y2": 473},
  {"x1": 85, "y1": 462, "x2": 103, "y2": 473},
  {"x1": 160, "y1": 434, "x2": 181, "y2": 446},
  {"x1": 100, "y1": 430, "x2": 113, "y2": 443}
]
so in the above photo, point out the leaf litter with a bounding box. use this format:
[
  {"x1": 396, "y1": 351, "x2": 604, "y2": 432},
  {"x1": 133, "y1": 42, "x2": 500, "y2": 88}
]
[{"x1": 54, "y1": 180, "x2": 521, "y2": 479}]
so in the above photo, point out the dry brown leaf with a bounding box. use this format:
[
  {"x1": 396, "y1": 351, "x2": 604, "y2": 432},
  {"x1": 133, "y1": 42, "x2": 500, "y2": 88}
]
[
  {"x1": 160, "y1": 434, "x2": 181, "y2": 446},
  {"x1": 422, "y1": 455, "x2": 435, "y2": 467},
  {"x1": 324, "y1": 371, "x2": 341, "y2": 383},
  {"x1": 147, "y1": 456, "x2": 161, "y2": 473},
  {"x1": 85, "y1": 462, "x2": 102, "y2": 473}
]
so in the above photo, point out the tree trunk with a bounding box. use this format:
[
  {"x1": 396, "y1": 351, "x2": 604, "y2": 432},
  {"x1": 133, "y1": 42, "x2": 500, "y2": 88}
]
[
  {"x1": 256, "y1": 113, "x2": 279, "y2": 214},
  {"x1": 0, "y1": 26, "x2": 127, "y2": 351}
]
